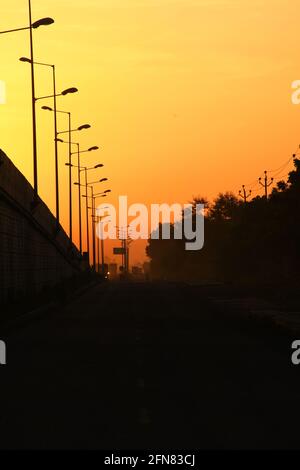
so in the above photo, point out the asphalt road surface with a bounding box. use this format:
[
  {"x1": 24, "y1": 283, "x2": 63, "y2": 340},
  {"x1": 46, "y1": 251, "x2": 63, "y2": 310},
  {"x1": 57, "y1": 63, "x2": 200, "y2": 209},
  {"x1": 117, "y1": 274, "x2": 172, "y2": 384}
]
[{"x1": 0, "y1": 281, "x2": 299, "y2": 450}]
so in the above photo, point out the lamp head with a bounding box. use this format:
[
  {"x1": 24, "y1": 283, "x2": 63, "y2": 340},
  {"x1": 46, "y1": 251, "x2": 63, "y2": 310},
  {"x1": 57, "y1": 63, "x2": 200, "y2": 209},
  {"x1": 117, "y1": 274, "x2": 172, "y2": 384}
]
[
  {"x1": 19, "y1": 57, "x2": 31, "y2": 63},
  {"x1": 32, "y1": 17, "x2": 55, "y2": 29},
  {"x1": 61, "y1": 87, "x2": 78, "y2": 96}
]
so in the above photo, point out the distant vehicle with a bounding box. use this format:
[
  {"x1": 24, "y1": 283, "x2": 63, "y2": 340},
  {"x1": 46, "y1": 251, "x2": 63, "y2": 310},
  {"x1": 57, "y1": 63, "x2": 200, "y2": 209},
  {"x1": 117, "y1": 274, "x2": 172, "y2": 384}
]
[
  {"x1": 131, "y1": 266, "x2": 144, "y2": 281},
  {"x1": 132, "y1": 266, "x2": 143, "y2": 275}
]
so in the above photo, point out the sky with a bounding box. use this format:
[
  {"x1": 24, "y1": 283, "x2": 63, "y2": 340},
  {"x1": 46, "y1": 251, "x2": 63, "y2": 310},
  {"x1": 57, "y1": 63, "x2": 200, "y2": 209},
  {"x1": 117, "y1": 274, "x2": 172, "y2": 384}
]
[{"x1": 1, "y1": 0, "x2": 300, "y2": 265}]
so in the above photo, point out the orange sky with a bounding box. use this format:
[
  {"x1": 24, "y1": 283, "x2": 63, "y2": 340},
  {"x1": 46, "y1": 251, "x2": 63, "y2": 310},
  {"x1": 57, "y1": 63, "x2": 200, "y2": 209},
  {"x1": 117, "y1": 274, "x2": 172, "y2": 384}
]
[{"x1": 1, "y1": 0, "x2": 300, "y2": 265}]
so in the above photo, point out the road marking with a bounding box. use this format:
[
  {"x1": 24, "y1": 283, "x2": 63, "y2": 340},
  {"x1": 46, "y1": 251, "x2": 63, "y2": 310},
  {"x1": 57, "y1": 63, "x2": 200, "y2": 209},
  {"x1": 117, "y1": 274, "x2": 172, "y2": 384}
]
[
  {"x1": 137, "y1": 378, "x2": 145, "y2": 389},
  {"x1": 139, "y1": 407, "x2": 151, "y2": 425},
  {"x1": 135, "y1": 329, "x2": 142, "y2": 342},
  {"x1": 0, "y1": 340, "x2": 6, "y2": 365}
]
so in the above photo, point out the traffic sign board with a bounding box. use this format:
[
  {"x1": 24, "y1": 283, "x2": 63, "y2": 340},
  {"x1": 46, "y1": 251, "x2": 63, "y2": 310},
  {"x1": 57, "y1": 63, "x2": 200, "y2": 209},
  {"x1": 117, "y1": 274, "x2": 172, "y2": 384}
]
[{"x1": 113, "y1": 247, "x2": 126, "y2": 255}]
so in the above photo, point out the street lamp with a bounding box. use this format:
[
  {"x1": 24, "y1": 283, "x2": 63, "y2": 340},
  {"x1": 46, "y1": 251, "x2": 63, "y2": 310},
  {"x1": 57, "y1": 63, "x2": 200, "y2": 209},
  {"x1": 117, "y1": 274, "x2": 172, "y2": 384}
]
[
  {"x1": 74, "y1": 167, "x2": 105, "y2": 265},
  {"x1": 20, "y1": 59, "x2": 77, "y2": 228},
  {"x1": 82, "y1": 187, "x2": 97, "y2": 268},
  {"x1": 0, "y1": 2, "x2": 54, "y2": 201},
  {"x1": 95, "y1": 216, "x2": 111, "y2": 275},
  {"x1": 55, "y1": 127, "x2": 91, "y2": 250},
  {"x1": 82, "y1": 188, "x2": 111, "y2": 269},
  {"x1": 39, "y1": 90, "x2": 78, "y2": 231},
  {"x1": 94, "y1": 201, "x2": 111, "y2": 275},
  {"x1": 42, "y1": 107, "x2": 75, "y2": 244},
  {"x1": 95, "y1": 207, "x2": 111, "y2": 275}
]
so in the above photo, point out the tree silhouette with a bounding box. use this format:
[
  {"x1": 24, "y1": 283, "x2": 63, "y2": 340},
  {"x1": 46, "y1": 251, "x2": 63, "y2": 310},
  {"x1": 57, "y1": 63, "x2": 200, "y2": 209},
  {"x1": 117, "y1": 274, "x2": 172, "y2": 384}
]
[{"x1": 147, "y1": 158, "x2": 300, "y2": 285}]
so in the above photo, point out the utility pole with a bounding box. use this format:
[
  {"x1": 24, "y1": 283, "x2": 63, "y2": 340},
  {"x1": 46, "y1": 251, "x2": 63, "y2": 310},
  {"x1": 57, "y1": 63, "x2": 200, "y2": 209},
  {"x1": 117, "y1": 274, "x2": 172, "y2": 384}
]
[
  {"x1": 101, "y1": 236, "x2": 105, "y2": 275},
  {"x1": 239, "y1": 185, "x2": 251, "y2": 203},
  {"x1": 117, "y1": 226, "x2": 128, "y2": 273},
  {"x1": 259, "y1": 171, "x2": 273, "y2": 198},
  {"x1": 124, "y1": 239, "x2": 128, "y2": 273},
  {"x1": 126, "y1": 238, "x2": 133, "y2": 273},
  {"x1": 122, "y1": 238, "x2": 126, "y2": 272}
]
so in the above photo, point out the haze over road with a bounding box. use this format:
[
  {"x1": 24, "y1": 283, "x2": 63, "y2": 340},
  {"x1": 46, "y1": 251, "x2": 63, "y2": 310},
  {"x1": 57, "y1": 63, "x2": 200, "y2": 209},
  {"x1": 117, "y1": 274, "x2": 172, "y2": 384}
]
[{"x1": 0, "y1": 282, "x2": 299, "y2": 450}]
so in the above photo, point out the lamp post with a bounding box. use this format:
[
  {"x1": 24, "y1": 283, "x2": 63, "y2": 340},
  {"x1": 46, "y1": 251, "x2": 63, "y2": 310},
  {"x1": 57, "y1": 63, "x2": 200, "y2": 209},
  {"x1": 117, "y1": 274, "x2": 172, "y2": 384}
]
[
  {"x1": 85, "y1": 186, "x2": 96, "y2": 269},
  {"x1": 95, "y1": 217, "x2": 109, "y2": 275},
  {"x1": 73, "y1": 165, "x2": 105, "y2": 263},
  {"x1": 83, "y1": 190, "x2": 110, "y2": 270},
  {"x1": 93, "y1": 212, "x2": 111, "y2": 275},
  {"x1": 0, "y1": 2, "x2": 54, "y2": 200},
  {"x1": 70, "y1": 142, "x2": 94, "y2": 254},
  {"x1": 56, "y1": 125, "x2": 90, "y2": 250},
  {"x1": 42, "y1": 108, "x2": 73, "y2": 243},
  {"x1": 39, "y1": 92, "x2": 78, "y2": 229},
  {"x1": 20, "y1": 58, "x2": 77, "y2": 227},
  {"x1": 94, "y1": 192, "x2": 110, "y2": 274},
  {"x1": 98, "y1": 219, "x2": 106, "y2": 275},
  {"x1": 94, "y1": 178, "x2": 108, "y2": 274}
]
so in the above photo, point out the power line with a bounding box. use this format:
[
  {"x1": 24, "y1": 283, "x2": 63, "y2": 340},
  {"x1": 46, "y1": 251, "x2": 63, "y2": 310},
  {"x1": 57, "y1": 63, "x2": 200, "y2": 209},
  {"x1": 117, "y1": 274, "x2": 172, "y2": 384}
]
[
  {"x1": 250, "y1": 186, "x2": 264, "y2": 196},
  {"x1": 274, "y1": 172, "x2": 291, "y2": 181},
  {"x1": 243, "y1": 174, "x2": 264, "y2": 189},
  {"x1": 266, "y1": 155, "x2": 294, "y2": 174},
  {"x1": 243, "y1": 151, "x2": 297, "y2": 191}
]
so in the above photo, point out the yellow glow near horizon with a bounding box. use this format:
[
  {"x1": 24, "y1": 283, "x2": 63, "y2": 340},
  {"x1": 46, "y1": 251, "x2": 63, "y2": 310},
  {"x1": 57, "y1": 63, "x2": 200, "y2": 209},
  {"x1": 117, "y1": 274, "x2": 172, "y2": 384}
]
[{"x1": 1, "y1": 0, "x2": 300, "y2": 264}]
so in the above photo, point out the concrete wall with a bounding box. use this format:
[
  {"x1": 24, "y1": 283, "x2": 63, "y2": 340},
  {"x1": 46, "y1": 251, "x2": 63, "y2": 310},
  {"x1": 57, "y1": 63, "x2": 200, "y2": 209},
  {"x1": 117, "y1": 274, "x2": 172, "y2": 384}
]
[{"x1": 0, "y1": 149, "x2": 83, "y2": 305}]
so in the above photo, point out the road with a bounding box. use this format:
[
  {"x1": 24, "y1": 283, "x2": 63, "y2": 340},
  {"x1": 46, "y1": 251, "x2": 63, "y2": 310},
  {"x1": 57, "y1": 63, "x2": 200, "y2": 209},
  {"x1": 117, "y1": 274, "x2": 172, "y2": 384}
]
[{"x1": 0, "y1": 281, "x2": 299, "y2": 449}]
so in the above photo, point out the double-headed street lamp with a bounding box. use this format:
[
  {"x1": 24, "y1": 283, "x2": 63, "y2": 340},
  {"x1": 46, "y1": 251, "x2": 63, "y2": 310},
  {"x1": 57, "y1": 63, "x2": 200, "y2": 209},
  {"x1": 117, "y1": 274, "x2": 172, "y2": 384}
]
[
  {"x1": 20, "y1": 57, "x2": 77, "y2": 227},
  {"x1": 0, "y1": 1, "x2": 54, "y2": 199}
]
